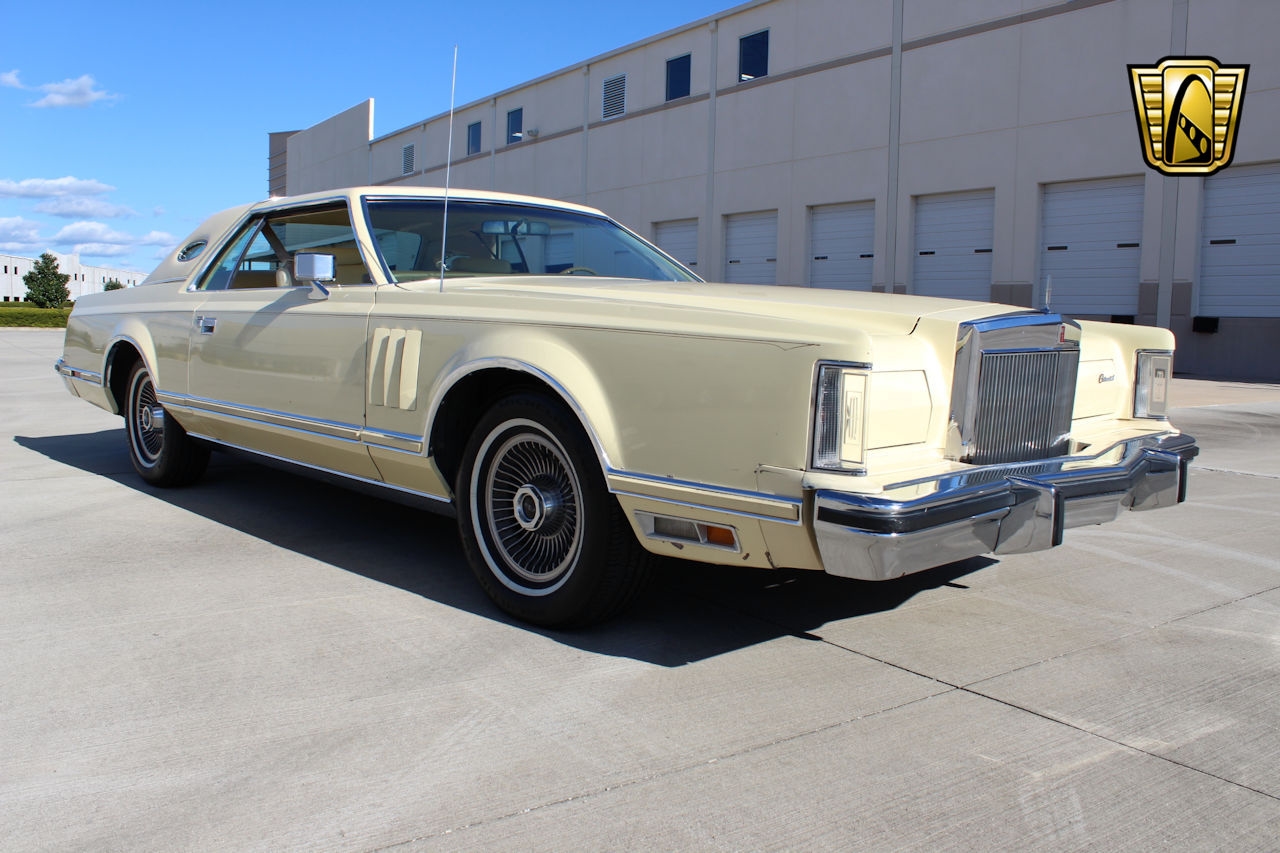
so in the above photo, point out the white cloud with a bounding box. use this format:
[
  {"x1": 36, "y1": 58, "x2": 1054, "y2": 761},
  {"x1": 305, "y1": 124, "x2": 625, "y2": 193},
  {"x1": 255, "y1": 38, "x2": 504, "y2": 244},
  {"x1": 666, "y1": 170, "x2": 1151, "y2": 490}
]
[
  {"x1": 34, "y1": 196, "x2": 135, "y2": 218},
  {"x1": 138, "y1": 230, "x2": 177, "y2": 246},
  {"x1": 0, "y1": 70, "x2": 21, "y2": 89},
  {"x1": 0, "y1": 216, "x2": 44, "y2": 252},
  {"x1": 31, "y1": 75, "x2": 116, "y2": 108},
  {"x1": 0, "y1": 176, "x2": 115, "y2": 198},
  {"x1": 53, "y1": 221, "x2": 134, "y2": 245},
  {"x1": 51, "y1": 220, "x2": 177, "y2": 259},
  {"x1": 69, "y1": 242, "x2": 133, "y2": 258}
]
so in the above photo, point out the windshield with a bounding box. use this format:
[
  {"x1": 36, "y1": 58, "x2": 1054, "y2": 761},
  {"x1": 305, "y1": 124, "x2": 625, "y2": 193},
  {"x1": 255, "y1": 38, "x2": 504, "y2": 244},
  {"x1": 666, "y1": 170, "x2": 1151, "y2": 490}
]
[{"x1": 363, "y1": 199, "x2": 700, "y2": 283}]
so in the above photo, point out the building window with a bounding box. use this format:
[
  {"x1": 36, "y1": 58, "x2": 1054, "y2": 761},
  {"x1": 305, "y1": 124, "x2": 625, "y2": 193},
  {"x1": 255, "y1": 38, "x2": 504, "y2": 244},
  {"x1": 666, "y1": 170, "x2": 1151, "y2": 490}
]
[
  {"x1": 603, "y1": 74, "x2": 626, "y2": 119},
  {"x1": 739, "y1": 30, "x2": 769, "y2": 82},
  {"x1": 506, "y1": 108, "x2": 523, "y2": 144},
  {"x1": 402, "y1": 144, "x2": 415, "y2": 175},
  {"x1": 666, "y1": 54, "x2": 691, "y2": 101},
  {"x1": 467, "y1": 121, "x2": 481, "y2": 156}
]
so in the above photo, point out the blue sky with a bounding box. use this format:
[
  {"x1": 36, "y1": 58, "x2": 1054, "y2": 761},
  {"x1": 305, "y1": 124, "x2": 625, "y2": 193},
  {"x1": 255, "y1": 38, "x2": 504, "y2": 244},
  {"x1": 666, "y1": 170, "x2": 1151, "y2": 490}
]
[{"x1": 1, "y1": 0, "x2": 734, "y2": 274}]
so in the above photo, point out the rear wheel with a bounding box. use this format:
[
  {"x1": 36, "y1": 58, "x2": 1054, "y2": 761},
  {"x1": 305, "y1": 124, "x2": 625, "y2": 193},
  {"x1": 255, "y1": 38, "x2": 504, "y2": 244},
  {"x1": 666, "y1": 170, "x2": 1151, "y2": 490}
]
[
  {"x1": 124, "y1": 361, "x2": 209, "y2": 486},
  {"x1": 456, "y1": 393, "x2": 649, "y2": 627}
]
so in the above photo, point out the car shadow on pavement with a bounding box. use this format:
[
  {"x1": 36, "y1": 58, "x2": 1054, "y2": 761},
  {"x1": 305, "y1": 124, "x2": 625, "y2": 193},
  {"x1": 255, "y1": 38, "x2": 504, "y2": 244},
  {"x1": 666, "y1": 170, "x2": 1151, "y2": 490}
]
[{"x1": 16, "y1": 429, "x2": 991, "y2": 666}]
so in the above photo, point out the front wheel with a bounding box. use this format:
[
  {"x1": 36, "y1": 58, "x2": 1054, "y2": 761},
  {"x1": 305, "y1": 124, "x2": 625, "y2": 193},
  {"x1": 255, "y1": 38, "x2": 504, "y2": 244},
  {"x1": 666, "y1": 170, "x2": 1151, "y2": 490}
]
[
  {"x1": 456, "y1": 394, "x2": 649, "y2": 627},
  {"x1": 124, "y1": 361, "x2": 209, "y2": 487}
]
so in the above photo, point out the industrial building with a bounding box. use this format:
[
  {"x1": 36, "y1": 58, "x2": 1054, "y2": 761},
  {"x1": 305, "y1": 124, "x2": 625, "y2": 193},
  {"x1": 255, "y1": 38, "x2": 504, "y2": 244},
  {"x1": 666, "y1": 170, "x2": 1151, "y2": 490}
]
[
  {"x1": 1, "y1": 252, "x2": 146, "y2": 302},
  {"x1": 270, "y1": 0, "x2": 1280, "y2": 380}
]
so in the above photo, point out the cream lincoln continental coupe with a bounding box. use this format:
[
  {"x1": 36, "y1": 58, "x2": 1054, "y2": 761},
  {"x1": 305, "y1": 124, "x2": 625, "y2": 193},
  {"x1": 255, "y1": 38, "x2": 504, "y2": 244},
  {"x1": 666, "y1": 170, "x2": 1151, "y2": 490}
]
[{"x1": 56, "y1": 187, "x2": 1198, "y2": 626}]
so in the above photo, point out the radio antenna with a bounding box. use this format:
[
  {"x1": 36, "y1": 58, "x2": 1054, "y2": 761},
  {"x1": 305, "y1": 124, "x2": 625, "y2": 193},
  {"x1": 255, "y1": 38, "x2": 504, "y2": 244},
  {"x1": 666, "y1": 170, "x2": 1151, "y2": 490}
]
[{"x1": 439, "y1": 44, "x2": 458, "y2": 293}]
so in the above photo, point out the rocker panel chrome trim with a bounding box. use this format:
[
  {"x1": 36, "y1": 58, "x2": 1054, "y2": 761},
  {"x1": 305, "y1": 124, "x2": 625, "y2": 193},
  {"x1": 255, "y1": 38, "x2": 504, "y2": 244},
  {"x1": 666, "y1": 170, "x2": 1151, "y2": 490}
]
[
  {"x1": 159, "y1": 392, "x2": 363, "y2": 442},
  {"x1": 184, "y1": 431, "x2": 453, "y2": 509}
]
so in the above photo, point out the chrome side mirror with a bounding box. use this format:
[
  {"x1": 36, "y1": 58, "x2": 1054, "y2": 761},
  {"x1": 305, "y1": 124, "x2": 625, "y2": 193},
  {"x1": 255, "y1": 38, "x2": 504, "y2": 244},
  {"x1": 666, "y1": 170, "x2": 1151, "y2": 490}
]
[{"x1": 295, "y1": 253, "x2": 336, "y2": 300}]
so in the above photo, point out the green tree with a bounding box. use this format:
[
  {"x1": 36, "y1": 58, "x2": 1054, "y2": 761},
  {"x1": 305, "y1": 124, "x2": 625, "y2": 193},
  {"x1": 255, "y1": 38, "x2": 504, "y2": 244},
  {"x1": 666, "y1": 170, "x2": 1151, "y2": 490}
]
[
  {"x1": 103, "y1": 278, "x2": 124, "y2": 291},
  {"x1": 23, "y1": 253, "x2": 70, "y2": 308}
]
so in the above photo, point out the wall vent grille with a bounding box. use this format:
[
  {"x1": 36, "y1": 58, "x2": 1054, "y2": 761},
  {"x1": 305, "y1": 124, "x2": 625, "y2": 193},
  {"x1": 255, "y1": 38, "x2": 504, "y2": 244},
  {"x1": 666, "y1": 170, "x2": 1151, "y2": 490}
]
[
  {"x1": 401, "y1": 144, "x2": 415, "y2": 175},
  {"x1": 603, "y1": 74, "x2": 626, "y2": 119}
]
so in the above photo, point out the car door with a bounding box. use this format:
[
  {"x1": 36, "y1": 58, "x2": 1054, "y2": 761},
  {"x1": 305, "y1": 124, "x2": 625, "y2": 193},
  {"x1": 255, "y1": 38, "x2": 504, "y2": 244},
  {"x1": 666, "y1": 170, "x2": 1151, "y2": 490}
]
[{"x1": 186, "y1": 202, "x2": 380, "y2": 479}]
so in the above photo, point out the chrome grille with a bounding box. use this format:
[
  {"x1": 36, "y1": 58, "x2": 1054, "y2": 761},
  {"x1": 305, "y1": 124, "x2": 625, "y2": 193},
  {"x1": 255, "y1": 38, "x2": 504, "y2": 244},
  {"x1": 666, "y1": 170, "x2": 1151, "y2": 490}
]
[{"x1": 969, "y1": 349, "x2": 1079, "y2": 465}]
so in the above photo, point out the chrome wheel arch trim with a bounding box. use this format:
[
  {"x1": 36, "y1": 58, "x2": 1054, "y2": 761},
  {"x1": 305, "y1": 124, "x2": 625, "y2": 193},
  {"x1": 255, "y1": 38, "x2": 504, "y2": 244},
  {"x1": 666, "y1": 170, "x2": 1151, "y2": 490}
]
[
  {"x1": 424, "y1": 356, "x2": 617, "y2": 472},
  {"x1": 102, "y1": 333, "x2": 155, "y2": 414}
]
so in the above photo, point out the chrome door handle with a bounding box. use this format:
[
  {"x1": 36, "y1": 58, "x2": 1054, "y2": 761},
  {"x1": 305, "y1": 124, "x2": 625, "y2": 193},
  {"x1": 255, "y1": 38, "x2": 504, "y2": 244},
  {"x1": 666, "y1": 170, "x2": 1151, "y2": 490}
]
[{"x1": 196, "y1": 316, "x2": 217, "y2": 334}]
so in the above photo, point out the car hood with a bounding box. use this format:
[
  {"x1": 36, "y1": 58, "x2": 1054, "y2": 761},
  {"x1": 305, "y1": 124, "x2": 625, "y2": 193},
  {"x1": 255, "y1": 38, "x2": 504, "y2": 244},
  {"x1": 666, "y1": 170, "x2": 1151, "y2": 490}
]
[{"x1": 415, "y1": 276, "x2": 1028, "y2": 344}]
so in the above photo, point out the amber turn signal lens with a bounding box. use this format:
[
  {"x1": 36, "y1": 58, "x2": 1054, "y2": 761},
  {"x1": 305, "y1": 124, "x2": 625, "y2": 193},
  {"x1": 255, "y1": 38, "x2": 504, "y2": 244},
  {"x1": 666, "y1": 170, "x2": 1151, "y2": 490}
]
[{"x1": 705, "y1": 525, "x2": 736, "y2": 548}]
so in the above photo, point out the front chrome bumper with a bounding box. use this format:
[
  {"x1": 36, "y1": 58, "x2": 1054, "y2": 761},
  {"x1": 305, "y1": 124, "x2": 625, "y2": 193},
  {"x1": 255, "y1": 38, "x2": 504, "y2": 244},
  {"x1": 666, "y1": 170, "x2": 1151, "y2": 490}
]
[{"x1": 814, "y1": 433, "x2": 1199, "y2": 581}]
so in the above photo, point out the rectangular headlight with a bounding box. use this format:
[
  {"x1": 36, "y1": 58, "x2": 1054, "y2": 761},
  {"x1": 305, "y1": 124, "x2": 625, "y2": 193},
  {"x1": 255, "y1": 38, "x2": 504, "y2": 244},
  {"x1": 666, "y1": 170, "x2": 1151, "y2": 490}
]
[
  {"x1": 1134, "y1": 350, "x2": 1172, "y2": 418},
  {"x1": 812, "y1": 364, "x2": 868, "y2": 471}
]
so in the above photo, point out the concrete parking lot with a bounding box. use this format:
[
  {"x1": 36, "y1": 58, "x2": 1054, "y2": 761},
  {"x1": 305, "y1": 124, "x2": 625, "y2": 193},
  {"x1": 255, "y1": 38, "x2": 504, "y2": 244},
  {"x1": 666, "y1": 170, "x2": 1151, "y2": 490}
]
[{"x1": 3, "y1": 326, "x2": 1279, "y2": 850}]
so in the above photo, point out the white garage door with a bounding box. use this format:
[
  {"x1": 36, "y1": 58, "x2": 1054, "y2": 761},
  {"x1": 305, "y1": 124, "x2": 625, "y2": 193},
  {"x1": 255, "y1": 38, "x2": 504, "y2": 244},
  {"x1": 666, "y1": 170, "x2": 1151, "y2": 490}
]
[
  {"x1": 724, "y1": 211, "x2": 778, "y2": 284},
  {"x1": 653, "y1": 219, "x2": 699, "y2": 271},
  {"x1": 1201, "y1": 161, "x2": 1280, "y2": 318},
  {"x1": 809, "y1": 202, "x2": 874, "y2": 290},
  {"x1": 1040, "y1": 176, "x2": 1145, "y2": 317},
  {"x1": 913, "y1": 190, "x2": 993, "y2": 302}
]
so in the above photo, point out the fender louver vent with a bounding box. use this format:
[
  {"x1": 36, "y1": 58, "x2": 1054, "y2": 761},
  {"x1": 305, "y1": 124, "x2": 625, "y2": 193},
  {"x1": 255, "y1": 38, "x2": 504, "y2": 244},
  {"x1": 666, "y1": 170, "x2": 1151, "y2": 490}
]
[{"x1": 603, "y1": 74, "x2": 626, "y2": 119}]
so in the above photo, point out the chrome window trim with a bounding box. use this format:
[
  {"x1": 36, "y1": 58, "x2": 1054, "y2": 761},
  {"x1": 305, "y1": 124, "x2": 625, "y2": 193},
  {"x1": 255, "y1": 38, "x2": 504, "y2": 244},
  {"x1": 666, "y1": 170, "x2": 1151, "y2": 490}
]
[
  {"x1": 358, "y1": 195, "x2": 701, "y2": 284},
  {"x1": 187, "y1": 197, "x2": 366, "y2": 293}
]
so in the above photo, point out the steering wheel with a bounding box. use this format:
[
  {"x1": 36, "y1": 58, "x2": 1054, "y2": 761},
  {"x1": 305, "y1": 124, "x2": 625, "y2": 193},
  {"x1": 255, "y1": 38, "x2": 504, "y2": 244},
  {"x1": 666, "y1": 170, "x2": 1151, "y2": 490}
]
[{"x1": 557, "y1": 266, "x2": 598, "y2": 276}]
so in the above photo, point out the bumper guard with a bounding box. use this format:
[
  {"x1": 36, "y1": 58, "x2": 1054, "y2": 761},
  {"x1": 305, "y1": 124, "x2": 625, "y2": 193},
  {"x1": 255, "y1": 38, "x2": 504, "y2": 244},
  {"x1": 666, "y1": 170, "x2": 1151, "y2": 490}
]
[{"x1": 814, "y1": 433, "x2": 1198, "y2": 581}]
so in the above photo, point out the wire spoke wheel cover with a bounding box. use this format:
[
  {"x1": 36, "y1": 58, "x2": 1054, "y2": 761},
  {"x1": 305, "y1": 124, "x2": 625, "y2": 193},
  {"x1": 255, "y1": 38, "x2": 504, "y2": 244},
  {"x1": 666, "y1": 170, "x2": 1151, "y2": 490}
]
[
  {"x1": 456, "y1": 393, "x2": 651, "y2": 627},
  {"x1": 127, "y1": 368, "x2": 164, "y2": 468},
  {"x1": 473, "y1": 419, "x2": 584, "y2": 593},
  {"x1": 123, "y1": 360, "x2": 209, "y2": 487}
]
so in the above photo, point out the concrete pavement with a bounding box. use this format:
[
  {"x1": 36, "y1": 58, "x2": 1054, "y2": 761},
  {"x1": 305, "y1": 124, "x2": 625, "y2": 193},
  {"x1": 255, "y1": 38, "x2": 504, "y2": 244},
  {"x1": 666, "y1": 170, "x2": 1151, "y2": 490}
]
[{"x1": 3, "y1": 328, "x2": 1278, "y2": 850}]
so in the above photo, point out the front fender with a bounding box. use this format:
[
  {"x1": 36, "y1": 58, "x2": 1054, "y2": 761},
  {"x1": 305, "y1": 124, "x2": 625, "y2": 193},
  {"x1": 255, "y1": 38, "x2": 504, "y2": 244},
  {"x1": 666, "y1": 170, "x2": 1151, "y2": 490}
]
[{"x1": 424, "y1": 328, "x2": 624, "y2": 471}]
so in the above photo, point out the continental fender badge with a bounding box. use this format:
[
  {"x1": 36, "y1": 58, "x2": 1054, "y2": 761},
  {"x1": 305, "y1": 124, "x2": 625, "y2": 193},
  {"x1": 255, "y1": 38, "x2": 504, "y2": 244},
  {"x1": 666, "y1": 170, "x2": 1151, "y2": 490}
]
[{"x1": 1128, "y1": 56, "x2": 1248, "y2": 176}]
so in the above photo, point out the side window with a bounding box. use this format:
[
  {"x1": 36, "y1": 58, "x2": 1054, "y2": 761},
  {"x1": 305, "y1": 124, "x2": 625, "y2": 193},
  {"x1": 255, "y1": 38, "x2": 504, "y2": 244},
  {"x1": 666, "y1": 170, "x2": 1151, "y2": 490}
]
[
  {"x1": 198, "y1": 205, "x2": 369, "y2": 290},
  {"x1": 506, "y1": 108, "x2": 523, "y2": 144},
  {"x1": 666, "y1": 54, "x2": 691, "y2": 101},
  {"x1": 199, "y1": 224, "x2": 259, "y2": 291},
  {"x1": 739, "y1": 30, "x2": 768, "y2": 82}
]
